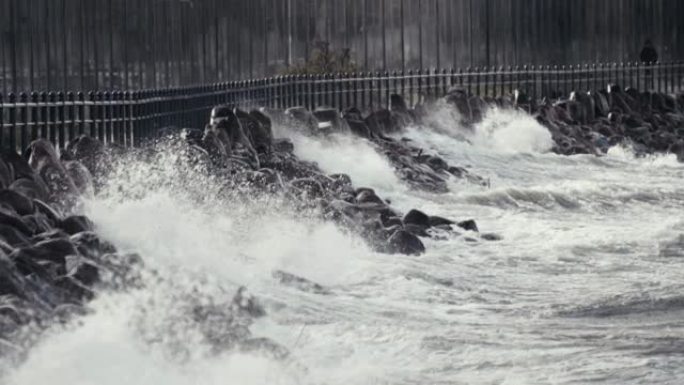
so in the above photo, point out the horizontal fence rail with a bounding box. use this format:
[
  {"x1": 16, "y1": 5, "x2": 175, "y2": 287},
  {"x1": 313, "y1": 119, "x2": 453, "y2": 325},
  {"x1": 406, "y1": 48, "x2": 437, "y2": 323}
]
[{"x1": 1, "y1": 61, "x2": 683, "y2": 153}]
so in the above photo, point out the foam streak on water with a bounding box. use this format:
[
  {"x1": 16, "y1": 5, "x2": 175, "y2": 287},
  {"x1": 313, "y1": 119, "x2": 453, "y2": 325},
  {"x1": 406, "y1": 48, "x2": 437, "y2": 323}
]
[{"x1": 6, "y1": 105, "x2": 684, "y2": 384}]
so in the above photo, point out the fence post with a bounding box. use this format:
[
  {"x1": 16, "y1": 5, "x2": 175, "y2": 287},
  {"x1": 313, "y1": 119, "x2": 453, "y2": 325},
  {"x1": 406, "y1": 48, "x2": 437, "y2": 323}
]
[
  {"x1": 123, "y1": 91, "x2": 130, "y2": 146},
  {"x1": 332, "y1": 73, "x2": 338, "y2": 108},
  {"x1": 598, "y1": 63, "x2": 606, "y2": 91},
  {"x1": 463, "y1": 67, "x2": 470, "y2": 95},
  {"x1": 48, "y1": 92, "x2": 57, "y2": 147},
  {"x1": 553, "y1": 65, "x2": 560, "y2": 97},
  {"x1": 384, "y1": 71, "x2": 391, "y2": 109},
  {"x1": 392, "y1": 70, "x2": 399, "y2": 102},
  {"x1": 56, "y1": 92, "x2": 66, "y2": 150},
  {"x1": 117, "y1": 90, "x2": 125, "y2": 140},
  {"x1": 0, "y1": 94, "x2": 4, "y2": 150},
  {"x1": 20, "y1": 93, "x2": 29, "y2": 152},
  {"x1": 365, "y1": 71, "x2": 371, "y2": 110},
  {"x1": 668, "y1": 61, "x2": 674, "y2": 94},
  {"x1": 131, "y1": 91, "x2": 139, "y2": 145},
  {"x1": 347, "y1": 73, "x2": 355, "y2": 110},
  {"x1": 400, "y1": 69, "x2": 406, "y2": 101},
  {"x1": 280, "y1": 76, "x2": 287, "y2": 109},
  {"x1": 324, "y1": 74, "x2": 331, "y2": 108},
  {"x1": 294, "y1": 76, "x2": 301, "y2": 110},
  {"x1": 40, "y1": 92, "x2": 48, "y2": 146},
  {"x1": 30, "y1": 92, "x2": 39, "y2": 142},
  {"x1": 335, "y1": 73, "x2": 343, "y2": 109},
  {"x1": 106, "y1": 91, "x2": 114, "y2": 143},
  {"x1": 288, "y1": 76, "x2": 296, "y2": 109},
  {"x1": 407, "y1": 70, "x2": 414, "y2": 107},
  {"x1": 657, "y1": 62, "x2": 663, "y2": 93},
  {"x1": 585, "y1": 64, "x2": 591, "y2": 92},
  {"x1": 512, "y1": 66, "x2": 519, "y2": 92},
  {"x1": 66, "y1": 92, "x2": 75, "y2": 147},
  {"x1": 529, "y1": 65, "x2": 535, "y2": 100},
  {"x1": 417, "y1": 68, "x2": 424, "y2": 103},
  {"x1": 8, "y1": 94, "x2": 17, "y2": 153},
  {"x1": 95, "y1": 91, "x2": 104, "y2": 142},
  {"x1": 376, "y1": 71, "x2": 383, "y2": 109},
  {"x1": 425, "y1": 68, "x2": 432, "y2": 99},
  {"x1": 497, "y1": 66, "x2": 504, "y2": 97}
]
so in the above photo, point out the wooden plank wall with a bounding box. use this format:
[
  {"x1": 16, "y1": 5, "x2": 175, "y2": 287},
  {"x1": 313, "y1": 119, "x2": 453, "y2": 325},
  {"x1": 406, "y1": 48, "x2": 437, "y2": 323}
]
[{"x1": 0, "y1": 0, "x2": 682, "y2": 92}]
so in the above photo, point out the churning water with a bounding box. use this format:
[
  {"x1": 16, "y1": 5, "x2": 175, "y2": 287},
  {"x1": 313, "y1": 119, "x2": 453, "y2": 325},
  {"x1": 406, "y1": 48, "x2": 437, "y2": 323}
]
[{"x1": 5, "y1": 104, "x2": 684, "y2": 385}]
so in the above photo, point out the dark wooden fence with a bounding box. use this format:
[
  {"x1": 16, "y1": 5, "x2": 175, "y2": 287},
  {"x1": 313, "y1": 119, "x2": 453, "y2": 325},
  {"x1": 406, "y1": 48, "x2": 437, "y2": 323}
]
[
  {"x1": 1, "y1": 0, "x2": 683, "y2": 93},
  {"x1": 1, "y1": 62, "x2": 683, "y2": 154}
]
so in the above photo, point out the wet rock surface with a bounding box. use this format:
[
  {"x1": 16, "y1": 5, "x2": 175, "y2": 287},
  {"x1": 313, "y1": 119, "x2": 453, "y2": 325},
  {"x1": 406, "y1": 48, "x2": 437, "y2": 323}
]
[
  {"x1": 2, "y1": 101, "x2": 495, "y2": 365},
  {"x1": 439, "y1": 85, "x2": 684, "y2": 159}
]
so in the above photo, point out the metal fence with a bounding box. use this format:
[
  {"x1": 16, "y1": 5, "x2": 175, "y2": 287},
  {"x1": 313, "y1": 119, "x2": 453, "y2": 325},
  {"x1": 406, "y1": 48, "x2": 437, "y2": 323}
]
[
  {"x1": 1, "y1": 61, "x2": 683, "y2": 154},
  {"x1": 2, "y1": 0, "x2": 683, "y2": 93}
]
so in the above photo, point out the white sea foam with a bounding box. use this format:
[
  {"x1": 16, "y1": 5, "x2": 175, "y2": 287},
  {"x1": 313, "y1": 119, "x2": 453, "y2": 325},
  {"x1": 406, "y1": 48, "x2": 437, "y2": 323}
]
[{"x1": 6, "y1": 108, "x2": 684, "y2": 384}]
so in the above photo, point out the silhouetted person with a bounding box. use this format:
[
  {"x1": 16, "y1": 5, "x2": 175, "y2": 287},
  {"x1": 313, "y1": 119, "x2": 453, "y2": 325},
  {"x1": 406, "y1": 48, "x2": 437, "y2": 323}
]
[
  {"x1": 640, "y1": 40, "x2": 658, "y2": 90},
  {"x1": 640, "y1": 40, "x2": 658, "y2": 64}
]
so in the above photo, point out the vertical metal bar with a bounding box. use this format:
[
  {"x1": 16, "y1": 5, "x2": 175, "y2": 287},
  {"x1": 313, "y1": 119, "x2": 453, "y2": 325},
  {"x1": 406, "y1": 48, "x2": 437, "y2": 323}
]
[
  {"x1": 48, "y1": 92, "x2": 57, "y2": 146},
  {"x1": 0, "y1": 94, "x2": 4, "y2": 149},
  {"x1": 40, "y1": 92, "x2": 48, "y2": 141},
  {"x1": 466, "y1": 67, "x2": 472, "y2": 95},
  {"x1": 407, "y1": 69, "x2": 414, "y2": 107},
  {"x1": 57, "y1": 91, "x2": 65, "y2": 150},
  {"x1": 77, "y1": 92, "x2": 85, "y2": 137},
  {"x1": 8, "y1": 93, "x2": 17, "y2": 153},
  {"x1": 30, "y1": 92, "x2": 39, "y2": 142},
  {"x1": 67, "y1": 92, "x2": 76, "y2": 147}
]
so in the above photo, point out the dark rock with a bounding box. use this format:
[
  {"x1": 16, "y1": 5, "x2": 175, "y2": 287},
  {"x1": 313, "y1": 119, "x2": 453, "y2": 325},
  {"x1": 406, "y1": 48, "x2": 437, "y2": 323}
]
[
  {"x1": 58, "y1": 216, "x2": 95, "y2": 235},
  {"x1": 0, "y1": 189, "x2": 34, "y2": 216},
  {"x1": 481, "y1": 233, "x2": 503, "y2": 241},
  {"x1": 355, "y1": 189, "x2": 385, "y2": 205},
  {"x1": 457, "y1": 219, "x2": 479, "y2": 232},
  {"x1": 403, "y1": 224, "x2": 429, "y2": 237},
  {"x1": 10, "y1": 178, "x2": 49, "y2": 201},
  {"x1": 22, "y1": 214, "x2": 54, "y2": 235},
  {"x1": 403, "y1": 209, "x2": 430, "y2": 228},
  {"x1": 70, "y1": 232, "x2": 116, "y2": 261},
  {"x1": 387, "y1": 230, "x2": 426, "y2": 256},
  {"x1": 429, "y1": 216, "x2": 454, "y2": 227}
]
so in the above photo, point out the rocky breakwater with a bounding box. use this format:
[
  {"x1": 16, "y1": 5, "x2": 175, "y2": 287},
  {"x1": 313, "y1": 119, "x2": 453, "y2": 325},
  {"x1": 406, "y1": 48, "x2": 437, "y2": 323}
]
[
  {"x1": 277, "y1": 95, "x2": 487, "y2": 194},
  {"x1": 443, "y1": 84, "x2": 684, "y2": 159},
  {"x1": 198, "y1": 104, "x2": 495, "y2": 258},
  {"x1": 0, "y1": 98, "x2": 499, "y2": 364},
  {"x1": 0, "y1": 136, "x2": 293, "y2": 364},
  {"x1": 0, "y1": 139, "x2": 139, "y2": 357}
]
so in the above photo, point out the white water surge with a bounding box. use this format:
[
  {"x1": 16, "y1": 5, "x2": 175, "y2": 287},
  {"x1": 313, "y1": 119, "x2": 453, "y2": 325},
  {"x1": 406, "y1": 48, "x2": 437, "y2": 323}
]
[{"x1": 5, "y1": 106, "x2": 684, "y2": 384}]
